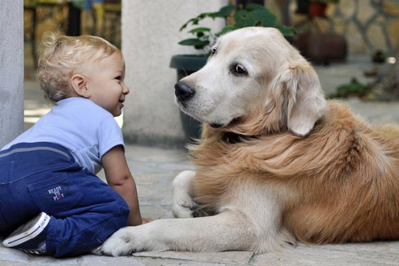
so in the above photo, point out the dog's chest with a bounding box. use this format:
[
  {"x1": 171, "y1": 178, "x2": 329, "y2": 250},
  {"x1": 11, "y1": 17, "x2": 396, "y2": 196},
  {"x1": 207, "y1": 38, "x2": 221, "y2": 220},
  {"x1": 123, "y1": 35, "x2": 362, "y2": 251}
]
[{"x1": 191, "y1": 165, "x2": 236, "y2": 212}]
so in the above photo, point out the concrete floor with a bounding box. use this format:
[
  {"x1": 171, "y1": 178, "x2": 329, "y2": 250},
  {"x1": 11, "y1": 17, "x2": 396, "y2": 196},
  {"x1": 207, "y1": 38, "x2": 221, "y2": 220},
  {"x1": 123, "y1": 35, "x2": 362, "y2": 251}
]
[{"x1": 1, "y1": 54, "x2": 399, "y2": 265}]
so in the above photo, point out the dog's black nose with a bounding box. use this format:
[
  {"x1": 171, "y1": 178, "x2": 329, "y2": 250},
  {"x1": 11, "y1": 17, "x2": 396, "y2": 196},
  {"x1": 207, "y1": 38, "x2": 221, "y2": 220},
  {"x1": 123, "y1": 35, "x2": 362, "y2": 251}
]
[{"x1": 175, "y1": 82, "x2": 195, "y2": 102}]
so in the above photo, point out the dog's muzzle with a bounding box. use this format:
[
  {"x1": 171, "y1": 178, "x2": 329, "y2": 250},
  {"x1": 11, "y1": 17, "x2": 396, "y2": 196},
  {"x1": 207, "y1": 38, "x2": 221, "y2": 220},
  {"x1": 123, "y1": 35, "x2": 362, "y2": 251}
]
[{"x1": 175, "y1": 81, "x2": 196, "y2": 103}]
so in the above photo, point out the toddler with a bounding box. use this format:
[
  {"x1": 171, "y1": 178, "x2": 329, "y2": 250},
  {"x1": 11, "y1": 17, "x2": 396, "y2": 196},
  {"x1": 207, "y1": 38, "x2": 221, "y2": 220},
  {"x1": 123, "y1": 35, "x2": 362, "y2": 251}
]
[{"x1": 0, "y1": 33, "x2": 144, "y2": 257}]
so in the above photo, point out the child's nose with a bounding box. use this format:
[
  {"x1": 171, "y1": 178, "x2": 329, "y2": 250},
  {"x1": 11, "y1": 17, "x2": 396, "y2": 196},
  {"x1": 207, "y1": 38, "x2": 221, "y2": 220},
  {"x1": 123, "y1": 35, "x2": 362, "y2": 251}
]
[{"x1": 123, "y1": 83, "x2": 130, "y2": 95}]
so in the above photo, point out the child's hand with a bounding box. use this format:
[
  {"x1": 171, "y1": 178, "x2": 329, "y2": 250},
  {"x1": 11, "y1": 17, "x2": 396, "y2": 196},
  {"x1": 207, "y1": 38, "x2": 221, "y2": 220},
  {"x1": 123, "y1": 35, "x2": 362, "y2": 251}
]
[{"x1": 142, "y1": 218, "x2": 152, "y2": 224}]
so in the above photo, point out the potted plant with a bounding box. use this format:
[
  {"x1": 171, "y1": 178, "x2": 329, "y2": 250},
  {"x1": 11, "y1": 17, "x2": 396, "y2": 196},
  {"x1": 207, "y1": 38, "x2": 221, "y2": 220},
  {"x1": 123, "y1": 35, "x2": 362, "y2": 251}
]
[
  {"x1": 295, "y1": 0, "x2": 339, "y2": 18},
  {"x1": 170, "y1": 4, "x2": 296, "y2": 143},
  {"x1": 309, "y1": 0, "x2": 339, "y2": 18}
]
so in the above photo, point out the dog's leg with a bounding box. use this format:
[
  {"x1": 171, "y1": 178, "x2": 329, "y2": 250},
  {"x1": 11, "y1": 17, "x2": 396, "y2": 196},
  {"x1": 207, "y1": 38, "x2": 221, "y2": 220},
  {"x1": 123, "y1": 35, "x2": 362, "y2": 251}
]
[
  {"x1": 172, "y1": 170, "x2": 197, "y2": 218},
  {"x1": 93, "y1": 210, "x2": 257, "y2": 256}
]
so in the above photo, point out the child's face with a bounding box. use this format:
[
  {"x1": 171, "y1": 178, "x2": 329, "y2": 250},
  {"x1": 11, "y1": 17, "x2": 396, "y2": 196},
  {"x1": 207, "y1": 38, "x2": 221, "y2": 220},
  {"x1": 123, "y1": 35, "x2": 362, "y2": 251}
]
[{"x1": 85, "y1": 52, "x2": 129, "y2": 117}]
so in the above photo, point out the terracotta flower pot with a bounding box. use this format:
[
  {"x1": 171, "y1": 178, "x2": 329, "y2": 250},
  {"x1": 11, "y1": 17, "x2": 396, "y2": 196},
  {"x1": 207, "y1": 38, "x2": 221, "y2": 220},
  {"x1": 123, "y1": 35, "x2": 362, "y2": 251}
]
[{"x1": 309, "y1": 2, "x2": 327, "y2": 18}]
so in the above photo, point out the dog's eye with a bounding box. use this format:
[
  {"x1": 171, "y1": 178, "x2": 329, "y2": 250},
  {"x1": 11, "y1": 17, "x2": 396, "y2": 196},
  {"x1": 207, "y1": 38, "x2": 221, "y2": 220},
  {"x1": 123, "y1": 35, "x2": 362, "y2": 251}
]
[
  {"x1": 233, "y1": 64, "x2": 248, "y2": 75},
  {"x1": 211, "y1": 48, "x2": 217, "y2": 56}
]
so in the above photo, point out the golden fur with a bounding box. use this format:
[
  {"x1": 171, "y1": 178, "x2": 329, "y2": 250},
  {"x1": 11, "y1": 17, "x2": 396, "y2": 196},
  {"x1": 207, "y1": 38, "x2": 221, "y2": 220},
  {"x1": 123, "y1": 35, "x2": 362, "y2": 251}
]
[{"x1": 190, "y1": 101, "x2": 399, "y2": 245}]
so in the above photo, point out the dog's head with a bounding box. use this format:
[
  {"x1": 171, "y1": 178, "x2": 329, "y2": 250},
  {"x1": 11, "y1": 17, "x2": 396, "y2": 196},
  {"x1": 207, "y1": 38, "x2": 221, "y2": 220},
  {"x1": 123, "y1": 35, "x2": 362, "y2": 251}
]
[{"x1": 175, "y1": 27, "x2": 326, "y2": 136}]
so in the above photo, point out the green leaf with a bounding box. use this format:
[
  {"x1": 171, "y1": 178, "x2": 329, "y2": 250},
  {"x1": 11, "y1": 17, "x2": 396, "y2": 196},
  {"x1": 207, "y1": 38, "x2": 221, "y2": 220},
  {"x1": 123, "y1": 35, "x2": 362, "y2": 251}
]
[
  {"x1": 217, "y1": 5, "x2": 236, "y2": 17},
  {"x1": 235, "y1": 10, "x2": 255, "y2": 28},
  {"x1": 207, "y1": 12, "x2": 221, "y2": 19},
  {"x1": 180, "y1": 12, "x2": 216, "y2": 31},
  {"x1": 198, "y1": 12, "x2": 217, "y2": 19},
  {"x1": 194, "y1": 41, "x2": 210, "y2": 50},
  {"x1": 275, "y1": 24, "x2": 297, "y2": 36},
  {"x1": 180, "y1": 19, "x2": 195, "y2": 31},
  {"x1": 218, "y1": 25, "x2": 239, "y2": 36},
  {"x1": 188, "y1": 27, "x2": 211, "y2": 34},
  {"x1": 245, "y1": 3, "x2": 266, "y2": 11},
  {"x1": 178, "y1": 38, "x2": 210, "y2": 49},
  {"x1": 251, "y1": 9, "x2": 277, "y2": 27},
  {"x1": 337, "y1": 78, "x2": 365, "y2": 94},
  {"x1": 198, "y1": 13, "x2": 207, "y2": 19}
]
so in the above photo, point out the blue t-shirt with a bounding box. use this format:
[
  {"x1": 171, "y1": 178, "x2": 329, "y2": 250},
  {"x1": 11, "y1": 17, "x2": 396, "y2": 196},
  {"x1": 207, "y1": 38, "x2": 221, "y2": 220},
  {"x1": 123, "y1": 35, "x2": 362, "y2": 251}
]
[{"x1": 1, "y1": 97, "x2": 124, "y2": 174}]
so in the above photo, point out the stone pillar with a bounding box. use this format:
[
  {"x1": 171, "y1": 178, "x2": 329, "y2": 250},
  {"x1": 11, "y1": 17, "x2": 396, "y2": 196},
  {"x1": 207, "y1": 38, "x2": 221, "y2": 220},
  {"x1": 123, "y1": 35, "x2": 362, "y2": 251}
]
[
  {"x1": 0, "y1": 1, "x2": 24, "y2": 148},
  {"x1": 122, "y1": 0, "x2": 227, "y2": 148}
]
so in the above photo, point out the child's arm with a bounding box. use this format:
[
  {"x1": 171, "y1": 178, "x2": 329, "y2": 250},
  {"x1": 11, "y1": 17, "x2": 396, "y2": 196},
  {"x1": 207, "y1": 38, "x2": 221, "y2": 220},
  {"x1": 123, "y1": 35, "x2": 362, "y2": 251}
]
[{"x1": 102, "y1": 145, "x2": 143, "y2": 226}]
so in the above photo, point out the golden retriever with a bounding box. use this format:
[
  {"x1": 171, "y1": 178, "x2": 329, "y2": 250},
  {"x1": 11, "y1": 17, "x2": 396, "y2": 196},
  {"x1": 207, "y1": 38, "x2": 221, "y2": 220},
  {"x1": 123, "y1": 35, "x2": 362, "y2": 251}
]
[{"x1": 95, "y1": 27, "x2": 399, "y2": 256}]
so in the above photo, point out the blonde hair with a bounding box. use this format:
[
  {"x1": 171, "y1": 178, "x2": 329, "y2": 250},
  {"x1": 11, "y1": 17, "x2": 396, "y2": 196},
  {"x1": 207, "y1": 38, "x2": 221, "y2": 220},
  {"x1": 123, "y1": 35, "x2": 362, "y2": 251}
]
[{"x1": 36, "y1": 32, "x2": 120, "y2": 103}]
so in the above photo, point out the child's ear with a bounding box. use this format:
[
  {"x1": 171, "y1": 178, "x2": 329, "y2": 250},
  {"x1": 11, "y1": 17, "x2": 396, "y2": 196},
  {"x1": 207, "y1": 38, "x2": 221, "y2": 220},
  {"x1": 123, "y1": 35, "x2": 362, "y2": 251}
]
[{"x1": 71, "y1": 74, "x2": 90, "y2": 98}]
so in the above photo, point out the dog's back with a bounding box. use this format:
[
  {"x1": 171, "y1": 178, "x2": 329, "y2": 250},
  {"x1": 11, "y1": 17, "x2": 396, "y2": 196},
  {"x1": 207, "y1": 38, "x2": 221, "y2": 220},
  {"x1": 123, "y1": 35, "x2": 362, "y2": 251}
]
[{"x1": 284, "y1": 101, "x2": 399, "y2": 244}]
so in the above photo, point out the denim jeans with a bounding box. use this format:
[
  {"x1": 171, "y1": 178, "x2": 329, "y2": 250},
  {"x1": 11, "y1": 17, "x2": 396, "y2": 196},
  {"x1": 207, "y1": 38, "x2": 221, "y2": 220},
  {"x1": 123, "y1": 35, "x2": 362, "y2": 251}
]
[{"x1": 0, "y1": 142, "x2": 129, "y2": 257}]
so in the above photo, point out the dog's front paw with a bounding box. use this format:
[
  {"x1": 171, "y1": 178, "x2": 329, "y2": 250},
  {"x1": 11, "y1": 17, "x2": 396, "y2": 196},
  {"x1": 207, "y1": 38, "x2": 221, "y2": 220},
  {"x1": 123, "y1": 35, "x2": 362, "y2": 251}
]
[
  {"x1": 94, "y1": 227, "x2": 145, "y2": 257},
  {"x1": 91, "y1": 245, "x2": 105, "y2": 256},
  {"x1": 172, "y1": 197, "x2": 198, "y2": 218},
  {"x1": 94, "y1": 222, "x2": 170, "y2": 256},
  {"x1": 172, "y1": 170, "x2": 198, "y2": 218}
]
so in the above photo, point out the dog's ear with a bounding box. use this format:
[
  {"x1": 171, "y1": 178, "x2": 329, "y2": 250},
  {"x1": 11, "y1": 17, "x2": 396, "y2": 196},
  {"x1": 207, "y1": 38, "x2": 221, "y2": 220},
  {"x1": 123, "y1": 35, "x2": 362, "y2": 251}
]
[{"x1": 272, "y1": 60, "x2": 327, "y2": 136}]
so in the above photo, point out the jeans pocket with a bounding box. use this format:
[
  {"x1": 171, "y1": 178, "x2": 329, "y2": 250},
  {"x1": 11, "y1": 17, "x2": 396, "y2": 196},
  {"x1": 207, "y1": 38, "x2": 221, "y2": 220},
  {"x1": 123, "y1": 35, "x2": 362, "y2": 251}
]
[{"x1": 28, "y1": 173, "x2": 84, "y2": 214}]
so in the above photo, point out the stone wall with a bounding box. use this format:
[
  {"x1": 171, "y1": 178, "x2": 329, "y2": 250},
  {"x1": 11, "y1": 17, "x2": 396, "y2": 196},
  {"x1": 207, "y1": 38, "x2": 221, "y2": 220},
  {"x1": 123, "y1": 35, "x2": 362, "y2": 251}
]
[
  {"x1": 293, "y1": 0, "x2": 399, "y2": 55},
  {"x1": 121, "y1": 0, "x2": 227, "y2": 148},
  {"x1": 329, "y1": 0, "x2": 399, "y2": 55},
  {"x1": 267, "y1": 0, "x2": 399, "y2": 55},
  {"x1": 0, "y1": 1, "x2": 24, "y2": 148}
]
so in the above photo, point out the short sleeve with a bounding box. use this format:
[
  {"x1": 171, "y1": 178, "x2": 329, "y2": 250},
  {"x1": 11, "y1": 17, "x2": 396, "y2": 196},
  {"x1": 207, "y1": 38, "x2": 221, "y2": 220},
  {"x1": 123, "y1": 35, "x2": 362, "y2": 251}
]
[{"x1": 98, "y1": 114, "x2": 125, "y2": 158}]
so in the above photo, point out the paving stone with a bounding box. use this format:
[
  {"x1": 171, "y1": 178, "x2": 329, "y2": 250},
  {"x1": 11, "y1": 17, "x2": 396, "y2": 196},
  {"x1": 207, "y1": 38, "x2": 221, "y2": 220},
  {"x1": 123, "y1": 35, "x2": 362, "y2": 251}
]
[
  {"x1": 253, "y1": 243, "x2": 399, "y2": 266},
  {"x1": 0, "y1": 247, "x2": 145, "y2": 266},
  {"x1": 345, "y1": 98, "x2": 399, "y2": 125},
  {"x1": 133, "y1": 251, "x2": 254, "y2": 265},
  {"x1": 140, "y1": 205, "x2": 168, "y2": 220},
  {"x1": 0, "y1": 247, "x2": 31, "y2": 264},
  {"x1": 78, "y1": 255, "x2": 146, "y2": 266},
  {"x1": 134, "y1": 173, "x2": 159, "y2": 185},
  {"x1": 160, "y1": 196, "x2": 173, "y2": 206},
  {"x1": 135, "y1": 257, "x2": 232, "y2": 266}
]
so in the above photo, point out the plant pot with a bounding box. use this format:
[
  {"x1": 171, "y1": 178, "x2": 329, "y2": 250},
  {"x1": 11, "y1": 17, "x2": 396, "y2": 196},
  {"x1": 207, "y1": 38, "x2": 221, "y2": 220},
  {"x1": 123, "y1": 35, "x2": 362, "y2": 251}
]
[
  {"x1": 293, "y1": 31, "x2": 347, "y2": 64},
  {"x1": 295, "y1": 0, "x2": 310, "y2": 15},
  {"x1": 309, "y1": 2, "x2": 327, "y2": 18},
  {"x1": 170, "y1": 54, "x2": 208, "y2": 144}
]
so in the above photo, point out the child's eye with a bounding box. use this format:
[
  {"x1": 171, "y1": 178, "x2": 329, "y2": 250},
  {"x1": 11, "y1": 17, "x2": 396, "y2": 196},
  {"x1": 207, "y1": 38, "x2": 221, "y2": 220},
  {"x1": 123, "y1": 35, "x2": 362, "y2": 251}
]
[{"x1": 115, "y1": 76, "x2": 121, "y2": 80}]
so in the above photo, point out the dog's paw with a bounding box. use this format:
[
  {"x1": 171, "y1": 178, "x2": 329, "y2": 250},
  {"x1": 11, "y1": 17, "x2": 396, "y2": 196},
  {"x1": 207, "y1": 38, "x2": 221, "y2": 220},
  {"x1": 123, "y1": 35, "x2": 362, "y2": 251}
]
[
  {"x1": 172, "y1": 197, "x2": 197, "y2": 218},
  {"x1": 172, "y1": 171, "x2": 198, "y2": 218},
  {"x1": 91, "y1": 245, "x2": 107, "y2": 256},
  {"x1": 95, "y1": 223, "x2": 170, "y2": 256},
  {"x1": 94, "y1": 227, "x2": 145, "y2": 257}
]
